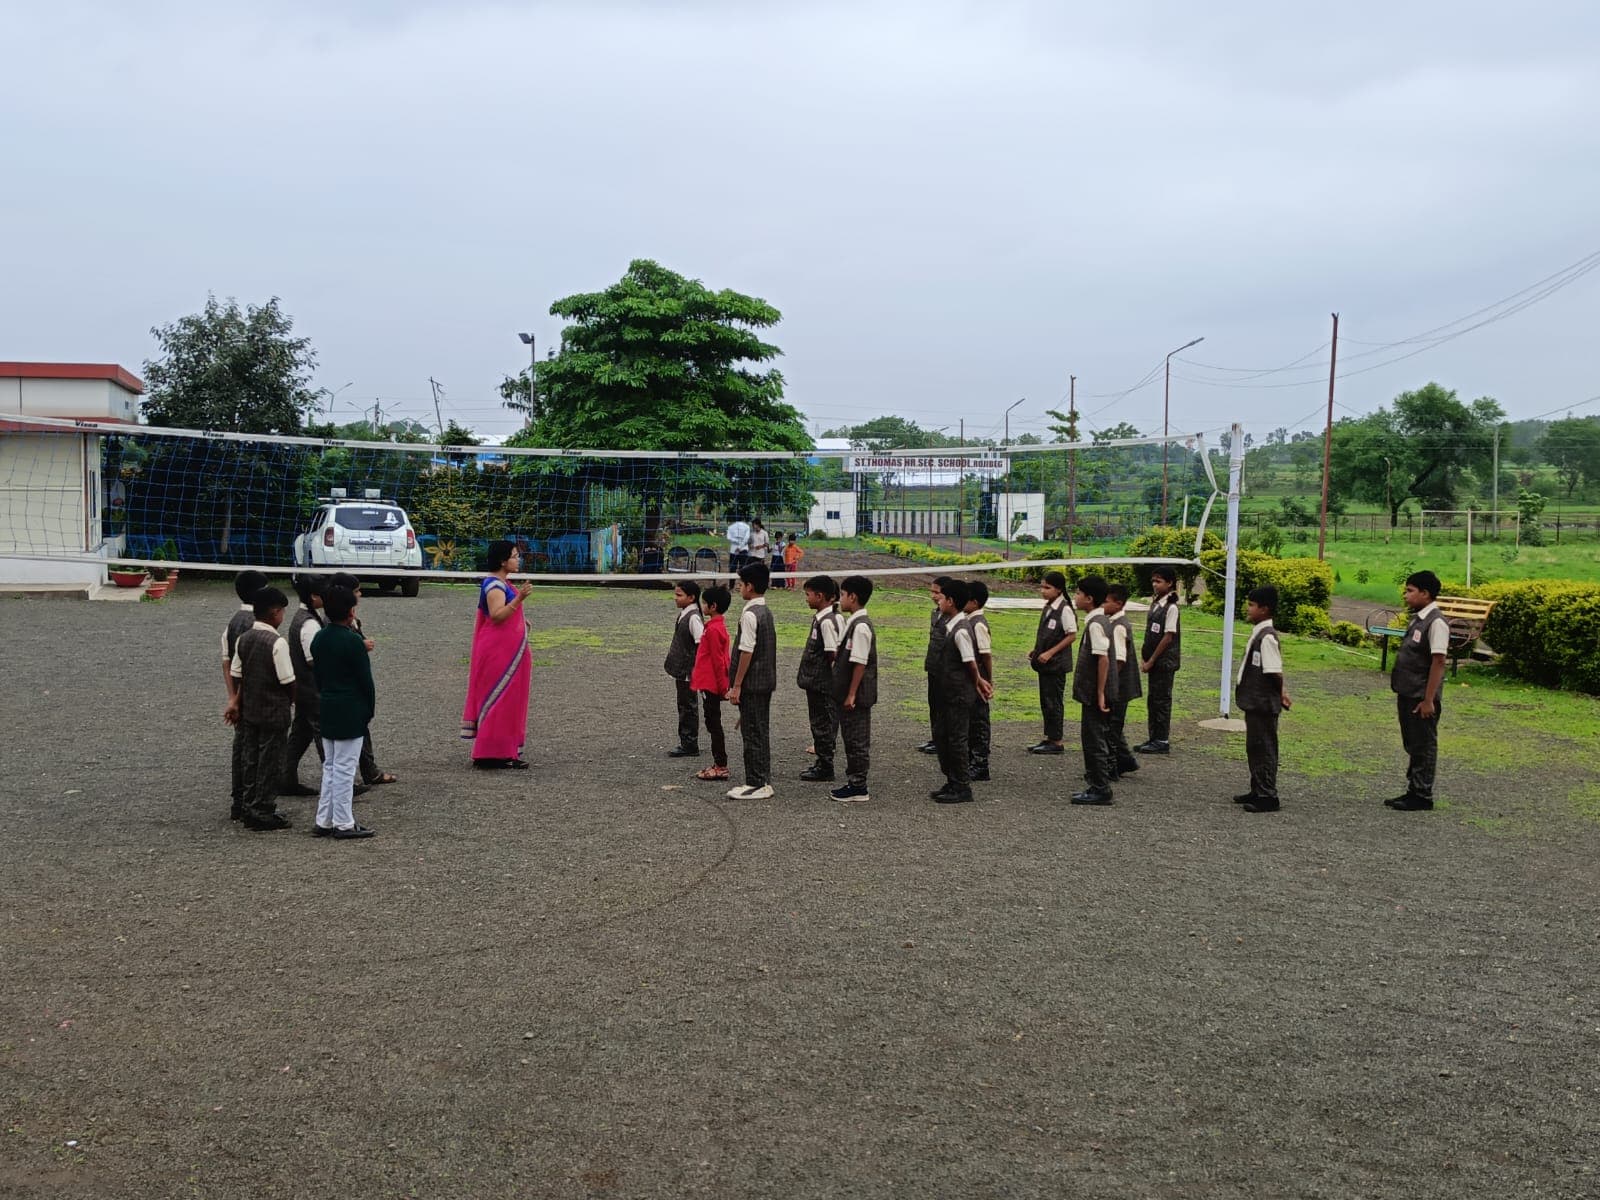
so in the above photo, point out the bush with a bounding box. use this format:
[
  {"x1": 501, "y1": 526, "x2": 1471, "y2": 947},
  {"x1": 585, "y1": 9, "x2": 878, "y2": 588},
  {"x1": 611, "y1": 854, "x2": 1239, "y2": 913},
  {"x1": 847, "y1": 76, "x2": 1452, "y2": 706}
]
[
  {"x1": 1470, "y1": 580, "x2": 1600, "y2": 694},
  {"x1": 808, "y1": 529, "x2": 829, "y2": 540},
  {"x1": 1126, "y1": 525, "x2": 1222, "y2": 601},
  {"x1": 1198, "y1": 550, "x2": 1334, "y2": 636},
  {"x1": 1328, "y1": 620, "x2": 1368, "y2": 647}
]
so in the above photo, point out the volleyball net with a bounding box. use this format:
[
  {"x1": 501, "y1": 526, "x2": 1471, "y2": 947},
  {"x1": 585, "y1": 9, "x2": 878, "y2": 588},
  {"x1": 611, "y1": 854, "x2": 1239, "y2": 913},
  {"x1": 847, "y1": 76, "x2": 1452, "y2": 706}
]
[{"x1": 1, "y1": 414, "x2": 1226, "y2": 583}]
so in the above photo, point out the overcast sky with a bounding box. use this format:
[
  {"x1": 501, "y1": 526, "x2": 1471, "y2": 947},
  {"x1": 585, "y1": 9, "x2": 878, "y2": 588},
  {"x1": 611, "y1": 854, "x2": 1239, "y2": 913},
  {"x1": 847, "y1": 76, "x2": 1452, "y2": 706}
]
[{"x1": 4, "y1": 0, "x2": 1598, "y2": 443}]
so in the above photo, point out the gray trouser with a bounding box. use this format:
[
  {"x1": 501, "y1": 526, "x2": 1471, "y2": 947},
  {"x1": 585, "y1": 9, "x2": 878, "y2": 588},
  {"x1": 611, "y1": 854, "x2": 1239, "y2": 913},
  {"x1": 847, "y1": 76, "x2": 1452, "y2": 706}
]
[
  {"x1": 935, "y1": 694, "x2": 973, "y2": 788},
  {"x1": 1079, "y1": 703, "x2": 1114, "y2": 790},
  {"x1": 806, "y1": 689, "x2": 838, "y2": 768},
  {"x1": 926, "y1": 675, "x2": 941, "y2": 740},
  {"x1": 1397, "y1": 693, "x2": 1441, "y2": 800},
  {"x1": 284, "y1": 694, "x2": 323, "y2": 786},
  {"x1": 675, "y1": 678, "x2": 699, "y2": 749},
  {"x1": 230, "y1": 725, "x2": 247, "y2": 809},
  {"x1": 968, "y1": 695, "x2": 991, "y2": 764},
  {"x1": 739, "y1": 691, "x2": 772, "y2": 786},
  {"x1": 1146, "y1": 669, "x2": 1174, "y2": 743},
  {"x1": 239, "y1": 722, "x2": 288, "y2": 819},
  {"x1": 1108, "y1": 701, "x2": 1135, "y2": 767},
  {"x1": 839, "y1": 701, "x2": 871, "y2": 786},
  {"x1": 1039, "y1": 671, "x2": 1066, "y2": 741},
  {"x1": 1244, "y1": 709, "x2": 1279, "y2": 800}
]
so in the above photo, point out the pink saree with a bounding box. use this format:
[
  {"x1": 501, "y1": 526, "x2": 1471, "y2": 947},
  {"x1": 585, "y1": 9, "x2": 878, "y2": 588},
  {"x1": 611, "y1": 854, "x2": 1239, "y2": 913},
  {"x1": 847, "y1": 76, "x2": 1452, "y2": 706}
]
[{"x1": 460, "y1": 577, "x2": 531, "y2": 761}]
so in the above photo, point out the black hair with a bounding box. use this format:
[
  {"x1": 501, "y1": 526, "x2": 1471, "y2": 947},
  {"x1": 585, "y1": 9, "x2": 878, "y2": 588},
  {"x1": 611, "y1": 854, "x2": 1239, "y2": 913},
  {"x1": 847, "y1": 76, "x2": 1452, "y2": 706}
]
[
  {"x1": 1076, "y1": 573, "x2": 1108, "y2": 606},
  {"x1": 1042, "y1": 570, "x2": 1067, "y2": 591},
  {"x1": 292, "y1": 573, "x2": 326, "y2": 607},
  {"x1": 323, "y1": 585, "x2": 358, "y2": 624},
  {"x1": 933, "y1": 575, "x2": 956, "y2": 591},
  {"x1": 1151, "y1": 565, "x2": 1178, "y2": 586},
  {"x1": 330, "y1": 572, "x2": 361, "y2": 592},
  {"x1": 739, "y1": 560, "x2": 770, "y2": 593},
  {"x1": 967, "y1": 578, "x2": 989, "y2": 607},
  {"x1": 941, "y1": 579, "x2": 971, "y2": 609},
  {"x1": 1106, "y1": 582, "x2": 1130, "y2": 603},
  {"x1": 1247, "y1": 584, "x2": 1279, "y2": 615},
  {"x1": 702, "y1": 585, "x2": 731, "y2": 614},
  {"x1": 252, "y1": 586, "x2": 288, "y2": 619},
  {"x1": 234, "y1": 570, "x2": 270, "y2": 603},
  {"x1": 675, "y1": 579, "x2": 702, "y2": 603},
  {"x1": 1406, "y1": 569, "x2": 1441, "y2": 599},
  {"x1": 840, "y1": 575, "x2": 873, "y2": 606},
  {"x1": 803, "y1": 574, "x2": 838, "y2": 600},
  {"x1": 484, "y1": 539, "x2": 518, "y2": 573}
]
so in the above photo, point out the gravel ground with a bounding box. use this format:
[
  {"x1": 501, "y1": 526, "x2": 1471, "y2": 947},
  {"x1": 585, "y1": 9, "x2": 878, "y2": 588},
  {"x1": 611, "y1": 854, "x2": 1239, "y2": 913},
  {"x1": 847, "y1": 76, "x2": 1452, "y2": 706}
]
[{"x1": 2, "y1": 582, "x2": 1597, "y2": 1199}]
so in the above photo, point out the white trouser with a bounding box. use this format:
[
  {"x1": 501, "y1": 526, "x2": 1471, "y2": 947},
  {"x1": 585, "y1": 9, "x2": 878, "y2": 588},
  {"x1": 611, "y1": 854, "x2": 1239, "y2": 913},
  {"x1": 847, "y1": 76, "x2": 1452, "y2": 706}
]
[{"x1": 317, "y1": 737, "x2": 363, "y2": 830}]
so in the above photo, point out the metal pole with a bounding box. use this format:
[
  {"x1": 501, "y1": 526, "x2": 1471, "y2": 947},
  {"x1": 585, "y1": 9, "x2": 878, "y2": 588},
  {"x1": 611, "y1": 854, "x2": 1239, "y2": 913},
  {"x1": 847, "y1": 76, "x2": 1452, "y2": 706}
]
[
  {"x1": 528, "y1": 335, "x2": 537, "y2": 429},
  {"x1": 1004, "y1": 399, "x2": 1023, "y2": 559},
  {"x1": 1068, "y1": 375, "x2": 1077, "y2": 557},
  {"x1": 1491, "y1": 426, "x2": 1501, "y2": 539},
  {"x1": 1218, "y1": 421, "x2": 1245, "y2": 718},
  {"x1": 1162, "y1": 337, "x2": 1204, "y2": 526},
  {"x1": 1317, "y1": 312, "x2": 1340, "y2": 559},
  {"x1": 1466, "y1": 507, "x2": 1473, "y2": 589}
]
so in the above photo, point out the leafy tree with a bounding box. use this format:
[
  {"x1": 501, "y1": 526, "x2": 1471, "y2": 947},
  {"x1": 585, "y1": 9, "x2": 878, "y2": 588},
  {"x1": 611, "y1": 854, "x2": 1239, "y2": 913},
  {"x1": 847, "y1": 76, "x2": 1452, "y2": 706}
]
[
  {"x1": 1537, "y1": 417, "x2": 1600, "y2": 497},
  {"x1": 823, "y1": 415, "x2": 958, "y2": 450}
]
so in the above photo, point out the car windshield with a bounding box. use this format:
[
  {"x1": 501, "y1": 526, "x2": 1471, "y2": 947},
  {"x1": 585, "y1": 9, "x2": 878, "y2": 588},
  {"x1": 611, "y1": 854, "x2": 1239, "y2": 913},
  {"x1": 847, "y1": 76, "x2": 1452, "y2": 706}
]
[{"x1": 336, "y1": 506, "x2": 404, "y2": 531}]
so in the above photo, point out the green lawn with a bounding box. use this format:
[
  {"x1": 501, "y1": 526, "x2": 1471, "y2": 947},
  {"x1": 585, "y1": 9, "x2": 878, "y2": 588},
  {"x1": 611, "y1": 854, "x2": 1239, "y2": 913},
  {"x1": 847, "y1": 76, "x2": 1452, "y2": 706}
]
[{"x1": 1321, "y1": 538, "x2": 1600, "y2": 604}]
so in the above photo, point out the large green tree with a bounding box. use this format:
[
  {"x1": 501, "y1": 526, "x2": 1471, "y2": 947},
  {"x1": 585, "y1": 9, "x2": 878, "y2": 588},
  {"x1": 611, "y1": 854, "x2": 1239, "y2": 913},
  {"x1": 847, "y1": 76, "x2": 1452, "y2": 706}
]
[
  {"x1": 1329, "y1": 382, "x2": 1503, "y2": 526},
  {"x1": 1537, "y1": 417, "x2": 1600, "y2": 497},
  {"x1": 822, "y1": 416, "x2": 960, "y2": 450}
]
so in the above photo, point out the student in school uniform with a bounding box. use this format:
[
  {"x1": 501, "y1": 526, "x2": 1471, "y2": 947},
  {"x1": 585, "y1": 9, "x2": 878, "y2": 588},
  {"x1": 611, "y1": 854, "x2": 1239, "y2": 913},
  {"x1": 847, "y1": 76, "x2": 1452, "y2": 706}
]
[
  {"x1": 225, "y1": 586, "x2": 296, "y2": 831},
  {"x1": 1027, "y1": 570, "x2": 1077, "y2": 754},
  {"x1": 726, "y1": 561, "x2": 778, "y2": 800},
  {"x1": 1069, "y1": 574, "x2": 1119, "y2": 806},
  {"x1": 691, "y1": 586, "x2": 733, "y2": 783},
  {"x1": 917, "y1": 576, "x2": 955, "y2": 753},
  {"x1": 1387, "y1": 569, "x2": 1450, "y2": 812},
  {"x1": 963, "y1": 579, "x2": 995, "y2": 781},
  {"x1": 662, "y1": 580, "x2": 705, "y2": 759},
  {"x1": 782, "y1": 533, "x2": 803, "y2": 589},
  {"x1": 930, "y1": 580, "x2": 993, "y2": 805},
  {"x1": 1102, "y1": 582, "x2": 1142, "y2": 780},
  {"x1": 1135, "y1": 565, "x2": 1182, "y2": 755},
  {"x1": 329, "y1": 573, "x2": 398, "y2": 790},
  {"x1": 796, "y1": 575, "x2": 843, "y2": 783},
  {"x1": 829, "y1": 575, "x2": 877, "y2": 803},
  {"x1": 221, "y1": 569, "x2": 270, "y2": 820},
  {"x1": 310, "y1": 584, "x2": 377, "y2": 839},
  {"x1": 1235, "y1": 585, "x2": 1291, "y2": 813},
  {"x1": 281, "y1": 574, "x2": 326, "y2": 797}
]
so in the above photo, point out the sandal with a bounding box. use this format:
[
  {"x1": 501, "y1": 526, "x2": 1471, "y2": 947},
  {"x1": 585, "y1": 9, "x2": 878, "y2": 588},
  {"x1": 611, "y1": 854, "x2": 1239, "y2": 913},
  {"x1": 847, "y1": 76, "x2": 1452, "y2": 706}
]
[
  {"x1": 695, "y1": 765, "x2": 729, "y2": 781},
  {"x1": 369, "y1": 772, "x2": 399, "y2": 785}
]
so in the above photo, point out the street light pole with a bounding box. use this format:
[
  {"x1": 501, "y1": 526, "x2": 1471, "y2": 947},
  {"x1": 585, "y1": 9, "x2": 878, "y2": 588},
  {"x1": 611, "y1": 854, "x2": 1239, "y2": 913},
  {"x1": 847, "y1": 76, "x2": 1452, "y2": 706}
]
[
  {"x1": 1162, "y1": 336, "x2": 1204, "y2": 525},
  {"x1": 1003, "y1": 399, "x2": 1024, "y2": 558},
  {"x1": 517, "y1": 332, "x2": 537, "y2": 428}
]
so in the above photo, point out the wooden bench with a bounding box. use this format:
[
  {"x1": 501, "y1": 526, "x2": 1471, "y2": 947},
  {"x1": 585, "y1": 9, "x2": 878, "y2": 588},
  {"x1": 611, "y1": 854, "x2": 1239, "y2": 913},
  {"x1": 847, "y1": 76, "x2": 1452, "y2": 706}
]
[{"x1": 1365, "y1": 595, "x2": 1497, "y2": 675}]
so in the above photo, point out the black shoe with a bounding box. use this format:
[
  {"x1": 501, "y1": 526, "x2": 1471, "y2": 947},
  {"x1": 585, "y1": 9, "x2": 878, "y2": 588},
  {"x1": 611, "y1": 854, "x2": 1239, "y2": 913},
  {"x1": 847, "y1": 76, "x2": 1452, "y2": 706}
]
[
  {"x1": 312, "y1": 824, "x2": 335, "y2": 838},
  {"x1": 667, "y1": 745, "x2": 700, "y2": 758},
  {"x1": 1108, "y1": 770, "x2": 1120, "y2": 782},
  {"x1": 1383, "y1": 793, "x2": 1414, "y2": 809},
  {"x1": 1116, "y1": 758, "x2": 1139, "y2": 775},
  {"x1": 929, "y1": 786, "x2": 954, "y2": 800},
  {"x1": 242, "y1": 812, "x2": 291, "y2": 831},
  {"x1": 1070, "y1": 789, "x2": 1113, "y2": 806},
  {"x1": 1243, "y1": 798, "x2": 1281, "y2": 813},
  {"x1": 506, "y1": 758, "x2": 531, "y2": 770},
  {"x1": 916, "y1": 740, "x2": 938, "y2": 754},
  {"x1": 230, "y1": 805, "x2": 246, "y2": 822},
  {"x1": 1028, "y1": 742, "x2": 1065, "y2": 755},
  {"x1": 472, "y1": 758, "x2": 505, "y2": 770},
  {"x1": 799, "y1": 765, "x2": 835, "y2": 782},
  {"x1": 1133, "y1": 741, "x2": 1170, "y2": 755},
  {"x1": 352, "y1": 783, "x2": 372, "y2": 796},
  {"x1": 968, "y1": 765, "x2": 991, "y2": 782},
  {"x1": 278, "y1": 782, "x2": 318, "y2": 797},
  {"x1": 1234, "y1": 793, "x2": 1258, "y2": 804},
  {"x1": 1390, "y1": 795, "x2": 1434, "y2": 812},
  {"x1": 934, "y1": 788, "x2": 974, "y2": 804},
  {"x1": 333, "y1": 823, "x2": 377, "y2": 839}
]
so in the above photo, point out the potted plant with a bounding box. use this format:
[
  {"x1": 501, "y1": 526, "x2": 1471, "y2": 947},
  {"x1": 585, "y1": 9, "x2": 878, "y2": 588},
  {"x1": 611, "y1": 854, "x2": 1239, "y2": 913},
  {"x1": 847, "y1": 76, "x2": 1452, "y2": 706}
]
[
  {"x1": 108, "y1": 564, "x2": 147, "y2": 588},
  {"x1": 155, "y1": 539, "x2": 180, "y2": 588}
]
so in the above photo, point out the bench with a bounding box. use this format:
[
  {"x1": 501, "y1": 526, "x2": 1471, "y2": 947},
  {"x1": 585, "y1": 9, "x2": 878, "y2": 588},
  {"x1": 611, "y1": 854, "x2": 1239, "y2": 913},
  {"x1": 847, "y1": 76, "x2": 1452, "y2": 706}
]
[{"x1": 1365, "y1": 595, "x2": 1497, "y2": 675}]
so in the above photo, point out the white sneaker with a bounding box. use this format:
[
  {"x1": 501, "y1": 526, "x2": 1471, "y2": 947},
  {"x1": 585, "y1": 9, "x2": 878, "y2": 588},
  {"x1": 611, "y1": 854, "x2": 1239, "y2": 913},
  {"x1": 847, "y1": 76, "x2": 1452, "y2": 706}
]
[
  {"x1": 743, "y1": 784, "x2": 775, "y2": 800},
  {"x1": 726, "y1": 785, "x2": 753, "y2": 799}
]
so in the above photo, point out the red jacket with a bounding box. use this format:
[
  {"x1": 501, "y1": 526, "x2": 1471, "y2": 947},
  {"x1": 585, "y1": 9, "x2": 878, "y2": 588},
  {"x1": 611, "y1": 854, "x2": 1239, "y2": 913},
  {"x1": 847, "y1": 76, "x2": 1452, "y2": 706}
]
[{"x1": 691, "y1": 613, "x2": 730, "y2": 694}]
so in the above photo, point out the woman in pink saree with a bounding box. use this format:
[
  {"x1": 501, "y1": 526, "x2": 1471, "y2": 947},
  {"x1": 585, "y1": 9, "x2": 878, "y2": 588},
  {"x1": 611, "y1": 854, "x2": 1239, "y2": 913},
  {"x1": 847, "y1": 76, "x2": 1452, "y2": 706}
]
[{"x1": 461, "y1": 539, "x2": 533, "y2": 769}]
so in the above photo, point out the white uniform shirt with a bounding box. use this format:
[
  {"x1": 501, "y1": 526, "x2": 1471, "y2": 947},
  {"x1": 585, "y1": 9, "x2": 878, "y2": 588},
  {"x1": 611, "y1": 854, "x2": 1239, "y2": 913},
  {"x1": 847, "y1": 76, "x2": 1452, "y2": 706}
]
[
  {"x1": 970, "y1": 609, "x2": 992, "y2": 656},
  {"x1": 1238, "y1": 620, "x2": 1284, "y2": 684},
  {"x1": 299, "y1": 611, "x2": 321, "y2": 663},
  {"x1": 1111, "y1": 618, "x2": 1129, "y2": 663},
  {"x1": 680, "y1": 605, "x2": 705, "y2": 644},
  {"x1": 219, "y1": 603, "x2": 254, "y2": 661},
  {"x1": 1414, "y1": 601, "x2": 1451, "y2": 654},
  {"x1": 947, "y1": 612, "x2": 976, "y2": 663},
  {"x1": 1150, "y1": 600, "x2": 1179, "y2": 640},
  {"x1": 230, "y1": 621, "x2": 296, "y2": 685},
  {"x1": 843, "y1": 610, "x2": 874, "y2": 664},
  {"x1": 737, "y1": 594, "x2": 767, "y2": 652},
  {"x1": 813, "y1": 606, "x2": 842, "y2": 654},
  {"x1": 1084, "y1": 607, "x2": 1111, "y2": 656},
  {"x1": 1044, "y1": 594, "x2": 1079, "y2": 636},
  {"x1": 726, "y1": 520, "x2": 751, "y2": 554}
]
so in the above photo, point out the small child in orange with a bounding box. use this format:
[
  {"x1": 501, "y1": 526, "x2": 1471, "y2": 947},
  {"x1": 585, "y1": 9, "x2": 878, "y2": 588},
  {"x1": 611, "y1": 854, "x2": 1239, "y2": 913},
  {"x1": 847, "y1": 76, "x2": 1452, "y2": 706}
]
[{"x1": 782, "y1": 532, "x2": 803, "y2": 589}]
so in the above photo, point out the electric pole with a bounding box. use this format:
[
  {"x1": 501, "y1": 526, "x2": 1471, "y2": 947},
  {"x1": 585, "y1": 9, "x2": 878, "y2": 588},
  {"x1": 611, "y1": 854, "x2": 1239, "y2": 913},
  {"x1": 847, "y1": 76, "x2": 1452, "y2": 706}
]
[
  {"x1": 1067, "y1": 375, "x2": 1078, "y2": 557},
  {"x1": 1317, "y1": 313, "x2": 1340, "y2": 559},
  {"x1": 430, "y1": 377, "x2": 445, "y2": 439}
]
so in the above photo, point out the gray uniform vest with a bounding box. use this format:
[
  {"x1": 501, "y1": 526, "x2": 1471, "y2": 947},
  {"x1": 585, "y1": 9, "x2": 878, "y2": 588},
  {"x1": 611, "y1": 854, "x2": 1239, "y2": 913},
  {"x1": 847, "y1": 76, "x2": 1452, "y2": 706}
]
[
  {"x1": 923, "y1": 607, "x2": 948, "y2": 673},
  {"x1": 1033, "y1": 597, "x2": 1073, "y2": 674},
  {"x1": 1236, "y1": 626, "x2": 1284, "y2": 714},
  {"x1": 1072, "y1": 612, "x2": 1120, "y2": 707},
  {"x1": 796, "y1": 605, "x2": 841, "y2": 692},
  {"x1": 832, "y1": 613, "x2": 878, "y2": 708},
  {"x1": 935, "y1": 617, "x2": 977, "y2": 702},
  {"x1": 967, "y1": 611, "x2": 993, "y2": 682},
  {"x1": 731, "y1": 602, "x2": 778, "y2": 693},
  {"x1": 1391, "y1": 607, "x2": 1450, "y2": 697},
  {"x1": 225, "y1": 608, "x2": 255, "y2": 661},
  {"x1": 1141, "y1": 594, "x2": 1181, "y2": 671},
  {"x1": 236, "y1": 628, "x2": 292, "y2": 728},
  {"x1": 287, "y1": 606, "x2": 323, "y2": 707},
  {"x1": 663, "y1": 606, "x2": 700, "y2": 679},
  {"x1": 1113, "y1": 613, "x2": 1142, "y2": 702}
]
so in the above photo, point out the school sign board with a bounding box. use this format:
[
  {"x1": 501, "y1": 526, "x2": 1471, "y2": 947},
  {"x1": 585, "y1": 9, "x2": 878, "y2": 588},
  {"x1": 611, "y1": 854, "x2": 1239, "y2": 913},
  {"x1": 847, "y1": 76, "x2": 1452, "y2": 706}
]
[{"x1": 844, "y1": 454, "x2": 1008, "y2": 476}]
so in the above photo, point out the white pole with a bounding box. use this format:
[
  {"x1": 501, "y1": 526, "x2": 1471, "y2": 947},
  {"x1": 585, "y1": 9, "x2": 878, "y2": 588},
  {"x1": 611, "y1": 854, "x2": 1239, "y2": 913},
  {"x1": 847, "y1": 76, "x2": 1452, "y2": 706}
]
[
  {"x1": 1218, "y1": 421, "x2": 1245, "y2": 717},
  {"x1": 1466, "y1": 507, "x2": 1473, "y2": 589}
]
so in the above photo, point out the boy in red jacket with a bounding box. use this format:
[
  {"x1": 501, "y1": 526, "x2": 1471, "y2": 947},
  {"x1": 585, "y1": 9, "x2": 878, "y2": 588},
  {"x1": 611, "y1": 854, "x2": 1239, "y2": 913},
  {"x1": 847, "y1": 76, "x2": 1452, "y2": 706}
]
[{"x1": 691, "y1": 585, "x2": 733, "y2": 781}]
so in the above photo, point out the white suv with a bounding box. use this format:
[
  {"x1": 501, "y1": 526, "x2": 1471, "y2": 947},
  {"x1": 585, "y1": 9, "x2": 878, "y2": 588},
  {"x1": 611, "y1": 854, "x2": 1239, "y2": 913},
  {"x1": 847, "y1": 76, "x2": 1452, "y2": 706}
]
[{"x1": 291, "y1": 489, "x2": 424, "y2": 595}]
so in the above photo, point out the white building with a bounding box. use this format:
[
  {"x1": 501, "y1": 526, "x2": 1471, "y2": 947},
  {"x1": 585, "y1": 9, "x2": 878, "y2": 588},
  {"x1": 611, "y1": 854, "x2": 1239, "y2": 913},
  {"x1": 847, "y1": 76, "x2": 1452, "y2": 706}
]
[{"x1": 0, "y1": 362, "x2": 142, "y2": 587}]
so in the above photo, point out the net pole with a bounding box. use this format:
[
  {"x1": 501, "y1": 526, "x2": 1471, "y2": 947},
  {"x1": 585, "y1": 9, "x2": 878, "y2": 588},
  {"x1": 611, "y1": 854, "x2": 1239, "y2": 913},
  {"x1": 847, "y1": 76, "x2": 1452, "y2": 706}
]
[{"x1": 1218, "y1": 422, "x2": 1245, "y2": 718}]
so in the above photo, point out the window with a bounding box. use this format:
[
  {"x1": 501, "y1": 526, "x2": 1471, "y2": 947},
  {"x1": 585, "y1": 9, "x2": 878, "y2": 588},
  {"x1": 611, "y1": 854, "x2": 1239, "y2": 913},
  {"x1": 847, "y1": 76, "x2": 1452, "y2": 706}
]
[{"x1": 336, "y1": 506, "x2": 402, "y2": 531}]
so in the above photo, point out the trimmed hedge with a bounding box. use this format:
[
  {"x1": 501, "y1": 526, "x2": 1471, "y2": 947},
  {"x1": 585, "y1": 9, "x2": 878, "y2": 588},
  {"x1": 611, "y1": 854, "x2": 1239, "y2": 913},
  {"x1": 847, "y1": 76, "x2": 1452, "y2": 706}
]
[
  {"x1": 1126, "y1": 525, "x2": 1221, "y2": 601},
  {"x1": 1199, "y1": 550, "x2": 1334, "y2": 636},
  {"x1": 1470, "y1": 580, "x2": 1600, "y2": 694}
]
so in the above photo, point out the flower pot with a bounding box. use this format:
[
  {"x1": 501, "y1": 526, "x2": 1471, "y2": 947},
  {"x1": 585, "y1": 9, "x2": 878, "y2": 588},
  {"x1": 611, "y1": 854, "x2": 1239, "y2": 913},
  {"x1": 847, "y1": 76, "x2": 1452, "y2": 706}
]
[
  {"x1": 145, "y1": 581, "x2": 170, "y2": 599},
  {"x1": 109, "y1": 570, "x2": 147, "y2": 588}
]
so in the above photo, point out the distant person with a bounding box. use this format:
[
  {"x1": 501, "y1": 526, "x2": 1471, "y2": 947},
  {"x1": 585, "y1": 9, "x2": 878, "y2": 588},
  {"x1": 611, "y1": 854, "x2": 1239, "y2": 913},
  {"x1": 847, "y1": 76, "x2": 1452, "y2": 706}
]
[
  {"x1": 796, "y1": 574, "x2": 843, "y2": 783},
  {"x1": 917, "y1": 577, "x2": 955, "y2": 754},
  {"x1": 1069, "y1": 574, "x2": 1118, "y2": 806},
  {"x1": 1135, "y1": 565, "x2": 1181, "y2": 755},
  {"x1": 221, "y1": 569, "x2": 270, "y2": 822},
  {"x1": 725, "y1": 515, "x2": 751, "y2": 577},
  {"x1": 963, "y1": 579, "x2": 994, "y2": 781},
  {"x1": 1027, "y1": 570, "x2": 1076, "y2": 755},
  {"x1": 310, "y1": 584, "x2": 377, "y2": 839},
  {"x1": 747, "y1": 519, "x2": 771, "y2": 578},
  {"x1": 1234, "y1": 585, "x2": 1291, "y2": 814},
  {"x1": 460, "y1": 540, "x2": 533, "y2": 769},
  {"x1": 782, "y1": 532, "x2": 803, "y2": 589},
  {"x1": 1387, "y1": 570, "x2": 1449, "y2": 813},
  {"x1": 726, "y1": 561, "x2": 778, "y2": 800},
  {"x1": 1102, "y1": 582, "x2": 1142, "y2": 779},
  {"x1": 662, "y1": 580, "x2": 705, "y2": 759},
  {"x1": 225, "y1": 585, "x2": 295, "y2": 832},
  {"x1": 281, "y1": 574, "x2": 326, "y2": 798},
  {"x1": 829, "y1": 575, "x2": 877, "y2": 804},
  {"x1": 691, "y1": 585, "x2": 733, "y2": 783}
]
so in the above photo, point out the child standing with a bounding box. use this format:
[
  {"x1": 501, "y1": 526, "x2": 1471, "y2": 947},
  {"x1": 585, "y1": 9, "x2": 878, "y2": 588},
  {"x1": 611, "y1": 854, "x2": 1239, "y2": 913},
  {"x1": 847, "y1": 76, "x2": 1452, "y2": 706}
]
[
  {"x1": 1235, "y1": 585, "x2": 1291, "y2": 814},
  {"x1": 1028, "y1": 570, "x2": 1076, "y2": 754},
  {"x1": 930, "y1": 580, "x2": 992, "y2": 805},
  {"x1": 782, "y1": 533, "x2": 803, "y2": 589},
  {"x1": 330, "y1": 572, "x2": 398, "y2": 790},
  {"x1": 311, "y1": 585, "x2": 377, "y2": 839},
  {"x1": 726, "y1": 562, "x2": 778, "y2": 800},
  {"x1": 963, "y1": 579, "x2": 994, "y2": 781},
  {"x1": 796, "y1": 575, "x2": 842, "y2": 783},
  {"x1": 1103, "y1": 583, "x2": 1142, "y2": 779},
  {"x1": 1069, "y1": 574, "x2": 1118, "y2": 806},
  {"x1": 830, "y1": 575, "x2": 877, "y2": 803},
  {"x1": 691, "y1": 586, "x2": 733, "y2": 782},
  {"x1": 281, "y1": 574, "x2": 326, "y2": 797},
  {"x1": 662, "y1": 581, "x2": 705, "y2": 759},
  {"x1": 221, "y1": 569, "x2": 269, "y2": 820},
  {"x1": 1388, "y1": 569, "x2": 1449, "y2": 812},
  {"x1": 1136, "y1": 565, "x2": 1181, "y2": 755},
  {"x1": 225, "y1": 585, "x2": 295, "y2": 831},
  {"x1": 918, "y1": 576, "x2": 954, "y2": 753}
]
